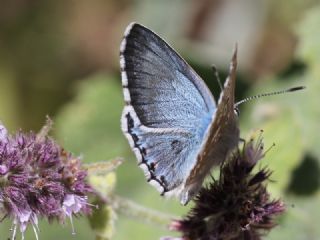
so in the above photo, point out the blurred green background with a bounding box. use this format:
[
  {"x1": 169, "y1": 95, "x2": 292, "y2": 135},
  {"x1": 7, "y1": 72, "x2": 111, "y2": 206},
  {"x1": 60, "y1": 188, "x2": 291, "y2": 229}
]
[{"x1": 0, "y1": 0, "x2": 320, "y2": 239}]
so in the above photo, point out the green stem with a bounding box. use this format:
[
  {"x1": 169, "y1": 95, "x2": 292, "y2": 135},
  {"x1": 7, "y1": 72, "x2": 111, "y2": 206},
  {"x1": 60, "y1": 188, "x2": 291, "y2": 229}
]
[{"x1": 110, "y1": 195, "x2": 178, "y2": 227}]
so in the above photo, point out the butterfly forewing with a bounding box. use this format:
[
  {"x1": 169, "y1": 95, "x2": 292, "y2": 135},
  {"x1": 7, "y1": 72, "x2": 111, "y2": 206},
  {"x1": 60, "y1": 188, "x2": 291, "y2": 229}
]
[{"x1": 121, "y1": 23, "x2": 216, "y2": 129}]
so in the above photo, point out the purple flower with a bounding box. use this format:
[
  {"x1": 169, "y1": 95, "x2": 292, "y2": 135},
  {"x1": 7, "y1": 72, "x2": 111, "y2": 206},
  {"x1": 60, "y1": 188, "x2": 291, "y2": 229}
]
[
  {"x1": 0, "y1": 121, "x2": 93, "y2": 239},
  {"x1": 165, "y1": 136, "x2": 285, "y2": 240},
  {"x1": 62, "y1": 194, "x2": 88, "y2": 217}
]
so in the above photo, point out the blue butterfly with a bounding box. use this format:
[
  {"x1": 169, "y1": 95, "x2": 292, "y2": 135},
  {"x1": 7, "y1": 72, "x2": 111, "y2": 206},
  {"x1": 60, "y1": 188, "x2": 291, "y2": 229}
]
[{"x1": 119, "y1": 22, "x2": 304, "y2": 205}]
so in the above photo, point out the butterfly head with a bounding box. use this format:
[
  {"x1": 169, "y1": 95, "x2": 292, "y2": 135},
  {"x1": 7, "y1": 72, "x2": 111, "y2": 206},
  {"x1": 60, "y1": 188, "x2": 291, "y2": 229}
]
[{"x1": 234, "y1": 106, "x2": 240, "y2": 116}]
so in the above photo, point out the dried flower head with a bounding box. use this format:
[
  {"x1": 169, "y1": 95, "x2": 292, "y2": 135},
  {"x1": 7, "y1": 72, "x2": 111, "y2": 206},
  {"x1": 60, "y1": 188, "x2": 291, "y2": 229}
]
[
  {"x1": 0, "y1": 121, "x2": 93, "y2": 239},
  {"x1": 165, "y1": 135, "x2": 285, "y2": 240}
]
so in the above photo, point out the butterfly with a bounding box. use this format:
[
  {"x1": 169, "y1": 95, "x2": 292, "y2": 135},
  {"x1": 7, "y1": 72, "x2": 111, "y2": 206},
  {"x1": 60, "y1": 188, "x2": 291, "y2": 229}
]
[{"x1": 119, "y1": 22, "x2": 304, "y2": 205}]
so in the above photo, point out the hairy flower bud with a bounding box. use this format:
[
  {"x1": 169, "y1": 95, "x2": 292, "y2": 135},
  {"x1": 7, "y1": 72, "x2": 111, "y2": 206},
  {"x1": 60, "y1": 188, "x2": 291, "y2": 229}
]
[{"x1": 165, "y1": 136, "x2": 285, "y2": 240}]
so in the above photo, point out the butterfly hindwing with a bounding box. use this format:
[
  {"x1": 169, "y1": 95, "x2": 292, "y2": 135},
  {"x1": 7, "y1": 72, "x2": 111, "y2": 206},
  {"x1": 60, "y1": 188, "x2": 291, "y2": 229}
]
[{"x1": 122, "y1": 106, "x2": 201, "y2": 193}]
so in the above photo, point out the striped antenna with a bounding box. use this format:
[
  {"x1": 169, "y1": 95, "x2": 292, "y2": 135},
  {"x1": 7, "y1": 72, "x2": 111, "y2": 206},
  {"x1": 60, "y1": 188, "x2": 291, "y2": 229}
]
[{"x1": 235, "y1": 86, "x2": 306, "y2": 107}]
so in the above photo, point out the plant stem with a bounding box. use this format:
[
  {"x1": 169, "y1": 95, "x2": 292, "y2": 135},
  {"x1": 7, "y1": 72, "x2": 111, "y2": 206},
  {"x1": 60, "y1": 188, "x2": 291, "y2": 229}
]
[{"x1": 111, "y1": 195, "x2": 177, "y2": 227}]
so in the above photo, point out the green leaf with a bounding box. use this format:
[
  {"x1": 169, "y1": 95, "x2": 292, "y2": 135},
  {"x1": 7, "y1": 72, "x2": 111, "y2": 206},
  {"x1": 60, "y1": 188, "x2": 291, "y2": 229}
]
[
  {"x1": 292, "y1": 72, "x2": 320, "y2": 159},
  {"x1": 89, "y1": 200, "x2": 117, "y2": 240},
  {"x1": 89, "y1": 172, "x2": 117, "y2": 198},
  {"x1": 256, "y1": 110, "x2": 304, "y2": 196},
  {"x1": 242, "y1": 105, "x2": 304, "y2": 197},
  {"x1": 55, "y1": 74, "x2": 128, "y2": 162}
]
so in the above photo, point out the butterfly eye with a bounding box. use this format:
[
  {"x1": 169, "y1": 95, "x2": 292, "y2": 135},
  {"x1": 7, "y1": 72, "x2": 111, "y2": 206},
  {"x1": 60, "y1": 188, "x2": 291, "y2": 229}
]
[{"x1": 234, "y1": 107, "x2": 240, "y2": 116}]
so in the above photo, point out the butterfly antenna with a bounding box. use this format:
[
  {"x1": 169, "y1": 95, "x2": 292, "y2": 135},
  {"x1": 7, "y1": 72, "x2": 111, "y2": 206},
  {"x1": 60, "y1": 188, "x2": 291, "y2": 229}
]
[
  {"x1": 235, "y1": 86, "x2": 306, "y2": 107},
  {"x1": 211, "y1": 64, "x2": 223, "y2": 91},
  {"x1": 211, "y1": 44, "x2": 238, "y2": 93}
]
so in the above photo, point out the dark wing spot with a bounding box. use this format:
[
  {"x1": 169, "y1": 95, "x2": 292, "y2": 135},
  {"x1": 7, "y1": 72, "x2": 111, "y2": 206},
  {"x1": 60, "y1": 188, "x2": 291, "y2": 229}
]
[
  {"x1": 171, "y1": 140, "x2": 183, "y2": 154},
  {"x1": 141, "y1": 147, "x2": 147, "y2": 155},
  {"x1": 160, "y1": 175, "x2": 168, "y2": 187},
  {"x1": 131, "y1": 133, "x2": 139, "y2": 144},
  {"x1": 171, "y1": 140, "x2": 179, "y2": 148},
  {"x1": 150, "y1": 162, "x2": 155, "y2": 171},
  {"x1": 126, "y1": 113, "x2": 134, "y2": 129}
]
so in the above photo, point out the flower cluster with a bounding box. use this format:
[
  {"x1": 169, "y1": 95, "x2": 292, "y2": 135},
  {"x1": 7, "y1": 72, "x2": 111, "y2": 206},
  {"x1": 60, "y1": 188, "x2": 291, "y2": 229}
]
[
  {"x1": 0, "y1": 122, "x2": 92, "y2": 239},
  {"x1": 165, "y1": 137, "x2": 285, "y2": 240}
]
